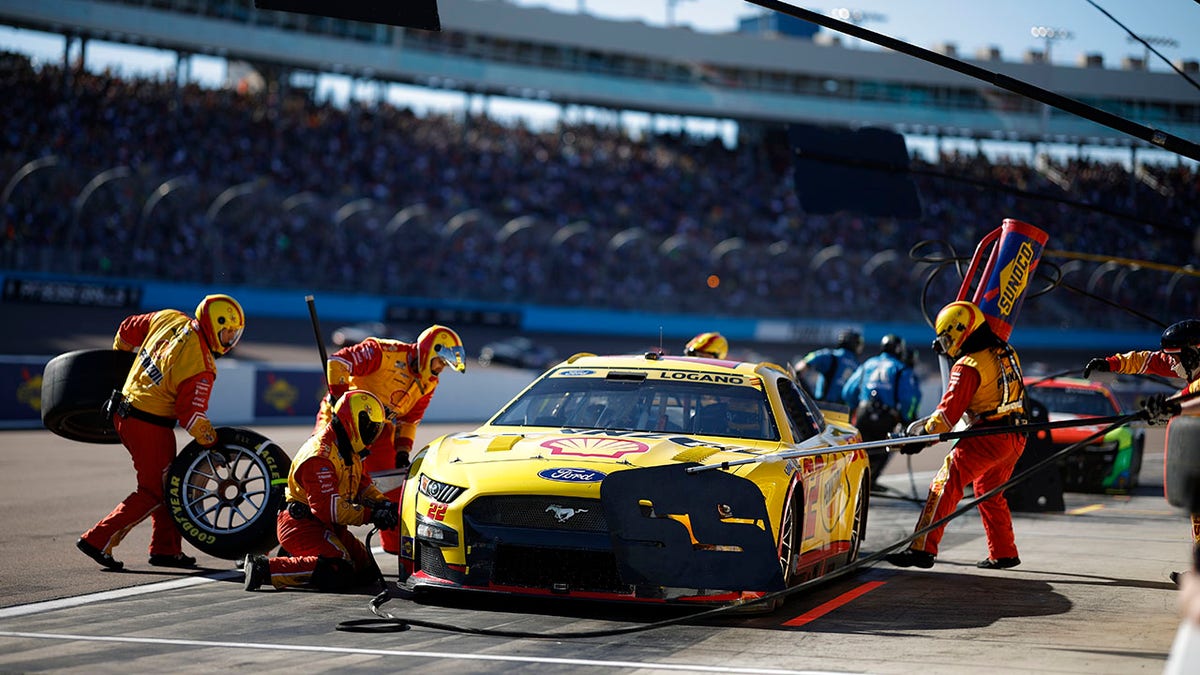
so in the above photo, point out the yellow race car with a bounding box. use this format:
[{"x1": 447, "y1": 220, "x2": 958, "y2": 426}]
[{"x1": 397, "y1": 351, "x2": 869, "y2": 607}]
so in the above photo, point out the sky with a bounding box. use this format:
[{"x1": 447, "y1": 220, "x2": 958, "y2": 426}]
[{"x1": 1, "y1": 0, "x2": 1197, "y2": 162}]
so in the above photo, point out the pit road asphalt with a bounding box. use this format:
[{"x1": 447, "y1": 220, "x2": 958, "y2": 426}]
[
  {"x1": 0, "y1": 307, "x2": 1189, "y2": 673},
  {"x1": 0, "y1": 422, "x2": 1190, "y2": 674}
]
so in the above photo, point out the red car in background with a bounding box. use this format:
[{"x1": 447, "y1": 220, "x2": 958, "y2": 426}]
[{"x1": 1024, "y1": 376, "x2": 1145, "y2": 494}]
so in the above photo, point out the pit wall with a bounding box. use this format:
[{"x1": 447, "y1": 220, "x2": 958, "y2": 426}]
[{"x1": 0, "y1": 272, "x2": 1162, "y2": 429}]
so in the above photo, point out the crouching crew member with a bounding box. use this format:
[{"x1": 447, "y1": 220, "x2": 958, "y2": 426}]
[
  {"x1": 313, "y1": 325, "x2": 467, "y2": 554},
  {"x1": 886, "y1": 301, "x2": 1027, "y2": 570},
  {"x1": 243, "y1": 390, "x2": 396, "y2": 592}
]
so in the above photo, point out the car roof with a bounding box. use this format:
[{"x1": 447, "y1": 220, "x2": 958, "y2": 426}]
[
  {"x1": 554, "y1": 352, "x2": 784, "y2": 378},
  {"x1": 1025, "y1": 375, "x2": 1112, "y2": 393}
]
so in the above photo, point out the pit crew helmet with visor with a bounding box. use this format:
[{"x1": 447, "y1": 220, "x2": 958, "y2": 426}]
[
  {"x1": 1161, "y1": 319, "x2": 1200, "y2": 379},
  {"x1": 332, "y1": 389, "x2": 386, "y2": 455},
  {"x1": 416, "y1": 325, "x2": 466, "y2": 382},
  {"x1": 685, "y1": 332, "x2": 729, "y2": 359},
  {"x1": 933, "y1": 301, "x2": 986, "y2": 359},
  {"x1": 194, "y1": 294, "x2": 245, "y2": 356}
]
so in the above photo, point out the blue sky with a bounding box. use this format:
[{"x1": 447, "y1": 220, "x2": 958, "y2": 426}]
[{"x1": 517, "y1": 0, "x2": 1198, "y2": 71}]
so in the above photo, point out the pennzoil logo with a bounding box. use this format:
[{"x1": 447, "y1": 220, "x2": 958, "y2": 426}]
[
  {"x1": 997, "y1": 241, "x2": 1035, "y2": 316},
  {"x1": 263, "y1": 378, "x2": 299, "y2": 412}
]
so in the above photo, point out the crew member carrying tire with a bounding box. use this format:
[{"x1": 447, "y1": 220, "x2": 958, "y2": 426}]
[
  {"x1": 77, "y1": 294, "x2": 245, "y2": 571},
  {"x1": 313, "y1": 325, "x2": 467, "y2": 554},
  {"x1": 242, "y1": 390, "x2": 395, "y2": 592}
]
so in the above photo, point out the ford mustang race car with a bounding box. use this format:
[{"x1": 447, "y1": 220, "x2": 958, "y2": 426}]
[
  {"x1": 396, "y1": 351, "x2": 869, "y2": 607},
  {"x1": 1025, "y1": 376, "x2": 1144, "y2": 494}
]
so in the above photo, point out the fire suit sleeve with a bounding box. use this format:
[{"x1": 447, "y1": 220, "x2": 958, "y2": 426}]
[
  {"x1": 297, "y1": 457, "x2": 370, "y2": 527},
  {"x1": 841, "y1": 365, "x2": 863, "y2": 408},
  {"x1": 326, "y1": 340, "x2": 385, "y2": 395},
  {"x1": 358, "y1": 476, "x2": 388, "y2": 505},
  {"x1": 924, "y1": 362, "x2": 981, "y2": 435},
  {"x1": 177, "y1": 372, "x2": 217, "y2": 447},
  {"x1": 1108, "y1": 351, "x2": 1183, "y2": 379},
  {"x1": 113, "y1": 312, "x2": 156, "y2": 351}
]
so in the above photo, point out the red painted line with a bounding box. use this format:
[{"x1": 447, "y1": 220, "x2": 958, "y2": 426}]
[{"x1": 782, "y1": 580, "x2": 886, "y2": 627}]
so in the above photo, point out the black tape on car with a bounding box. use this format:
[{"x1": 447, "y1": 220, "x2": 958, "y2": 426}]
[
  {"x1": 600, "y1": 463, "x2": 785, "y2": 593},
  {"x1": 1165, "y1": 415, "x2": 1200, "y2": 514}
]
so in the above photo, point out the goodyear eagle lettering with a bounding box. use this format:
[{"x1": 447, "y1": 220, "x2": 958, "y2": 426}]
[
  {"x1": 657, "y1": 372, "x2": 745, "y2": 384},
  {"x1": 997, "y1": 241, "x2": 1035, "y2": 316}
]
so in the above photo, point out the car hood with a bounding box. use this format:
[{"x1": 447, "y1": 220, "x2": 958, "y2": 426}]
[{"x1": 417, "y1": 426, "x2": 784, "y2": 491}]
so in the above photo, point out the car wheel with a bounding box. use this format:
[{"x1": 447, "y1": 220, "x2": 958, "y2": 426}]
[
  {"x1": 1130, "y1": 432, "x2": 1145, "y2": 487},
  {"x1": 165, "y1": 427, "x2": 290, "y2": 559},
  {"x1": 778, "y1": 484, "x2": 803, "y2": 587},
  {"x1": 847, "y1": 474, "x2": 870, "y2": 562},
  {"x1": 40, "y1": 349, "x2": 135, "y2": 444}
]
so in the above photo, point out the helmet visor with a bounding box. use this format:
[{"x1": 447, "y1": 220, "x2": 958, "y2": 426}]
[
  {"x1": 358, "y1": 411, "x2": 383, "y2": 446},
  {"x1": 434, "y1": 343, "x2": 467, "y2": 373}
]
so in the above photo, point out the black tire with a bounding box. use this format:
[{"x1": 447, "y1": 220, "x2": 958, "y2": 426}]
[
  {"x1": 40, "y1": 349, "x2": 135, "y2": 444},
  {"x1": 847, "y1": 474, "x2": 870, "y2": 563},
  {"x1": 778, "y1": 484, "x2": 803, "y2": 587},
  {"x1": 165, "y1": 427, "x2": 290, "y2": 559}
]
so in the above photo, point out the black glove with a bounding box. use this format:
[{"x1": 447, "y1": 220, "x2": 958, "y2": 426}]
[
  {"x1": 1141, "y1": 393, "x2": 1182, "y2": 425},
  {"x1": 368, "y1": 502, "x2": 399, "y2": 530},
  {"x1": 898, "y1": 417, "x2": 934, "y2": 455},
  {"x1": 395, "y1": 451, "x2": 410, "y2": 471},
  {"x1": 1083, "y1": 358, "x2": 1110, "y2": 379}
]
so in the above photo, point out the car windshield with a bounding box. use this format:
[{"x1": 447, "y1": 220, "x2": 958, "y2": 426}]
[
  {"x1": 491, "y1": 371, "x2": 780, "y2": 441},
  {"x1": 1029, "y1": 386, "x2": 1117, "y2": 417}
]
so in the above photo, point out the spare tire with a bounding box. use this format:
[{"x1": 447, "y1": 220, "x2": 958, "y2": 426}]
[
  {"x1": 166, "y1": 427, "x2": 290, "y2": 559},
  {"x1": 41, "y1": 349, "x2": 135, "y2": 444}
]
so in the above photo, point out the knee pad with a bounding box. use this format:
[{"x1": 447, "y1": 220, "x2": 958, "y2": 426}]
[{"x1": 311, "y1": 557, "x2": 354, "y2": 592}]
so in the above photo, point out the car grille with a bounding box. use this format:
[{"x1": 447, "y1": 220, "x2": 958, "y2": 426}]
[
  {"x1": 418, "y1": 543, "x2": 459, "y2": 583},
  {"x1": 492, "y1": 544, "x2": 630, "y2": 593},
  {"x1": 465, "y1": 496, "x2": 608, "y2": 532}
]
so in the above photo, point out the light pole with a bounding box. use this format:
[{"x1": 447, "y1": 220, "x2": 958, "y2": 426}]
[
  {"x1": 1030, "y1": 26, "x2": 1073, "y2": 138},
  {"x1": 1127, "y1": 34, "x2": 1179, "y2": 70},
  {"x1": 666, "y1": 0, "x2": 695, "y2": 27},
  {"x1": 830, "y1": 8, "x2": 888, "y2": 48}
]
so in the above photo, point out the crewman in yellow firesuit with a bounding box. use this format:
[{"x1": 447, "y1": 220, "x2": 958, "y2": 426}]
[
  {"x1": 886, "y1": 300, "x2": 1028, "y2": 570},
  {"x1": 313, "y1": 325, "x2": 466, "y2": 553},
  {"x1": 78, "y1": 294, "x2": 245, "y2": 571},
  {"x1": 242, "y1": 390, "x2": 393, "y2": 592}
]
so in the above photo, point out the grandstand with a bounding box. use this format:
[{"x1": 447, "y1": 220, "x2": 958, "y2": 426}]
[{"x1": 0, "y1": 0, "x2": 1197, "y2": 338}]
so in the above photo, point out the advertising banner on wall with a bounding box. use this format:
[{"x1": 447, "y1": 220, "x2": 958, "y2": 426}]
[{"x1": 254, "y1": 368, "x2": 327, "y2": 420}]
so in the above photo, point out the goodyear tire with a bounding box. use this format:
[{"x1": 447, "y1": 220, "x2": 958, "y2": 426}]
[
  {"x1": 40, "y1": 349, "x2": 135, "y2": 444},
  {"x1": 166, "y1": 427, "x2": 290, "y2": 559},
  {"x1": 847, "y1": 474, "x2": 869, "y2": 562}
]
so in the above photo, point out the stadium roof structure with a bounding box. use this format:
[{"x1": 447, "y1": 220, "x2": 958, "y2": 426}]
[{"x1": 3, "y1": 0, "x2": 1198, "y2": 150}]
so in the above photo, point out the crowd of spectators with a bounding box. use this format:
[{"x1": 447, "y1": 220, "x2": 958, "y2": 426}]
[{"x1": 2, "y1": 52, "x2": 1197, "y2": 330}]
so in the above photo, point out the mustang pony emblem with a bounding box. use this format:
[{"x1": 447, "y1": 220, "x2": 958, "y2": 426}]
[{"x1": 546, "y1": 504, "x2": 588, "y2": 523}]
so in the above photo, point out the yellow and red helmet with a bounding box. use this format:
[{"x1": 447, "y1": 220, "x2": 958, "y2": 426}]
[
  {"x1": 416, "y1": 325, "x2": 466, "y2": 380},
  {"x1": 684, "y1": 332, "x2": 728, "y2": 359},
  {"x1": 194, "y1": 294, "x2": 245, "y2": 356},
  {"x1": 933, "y1": 301, "x2": 986, "y2": 359},
  {"x1": 333, "y1": 389, "x2": 385, "y2": 455}
]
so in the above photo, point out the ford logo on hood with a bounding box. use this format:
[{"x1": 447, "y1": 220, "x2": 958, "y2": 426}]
[{"x1": 538, "y1": 467, "x2": 606, "y2": 483}]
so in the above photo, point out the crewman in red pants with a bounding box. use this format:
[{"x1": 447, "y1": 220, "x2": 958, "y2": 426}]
[
  {"x1": 311, "y1": 324, "x2": 466, "y2": 554},
  {"x1": 243, "y1": 390, "x2": 394, "y2": 592},
  {"x1": 886, "y1": 300, "x2": 1028, "y2": 570},
  {"x1": 77, "y1": 294, "x2": 245, "y2": 571}
]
